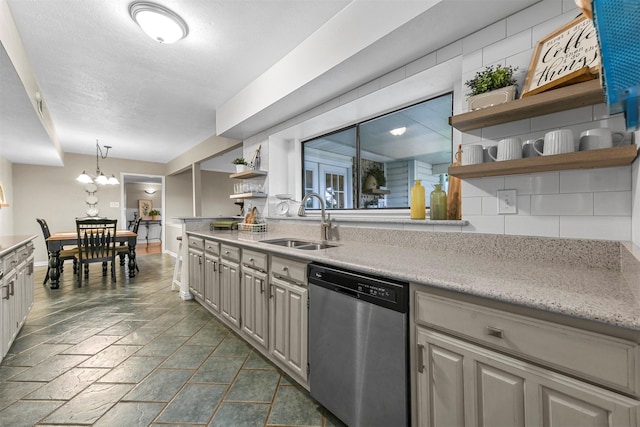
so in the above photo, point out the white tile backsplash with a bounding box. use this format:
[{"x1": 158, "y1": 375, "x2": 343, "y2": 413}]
[
  {"x1": 455, "y1": 2, "x2": 634, "y2": 243},
  {"x1": 560, "y1": 216, "x2": 632, "y2": 240},
  {"x1": 530, "y1": 106, "x2": 594, "y2": 131},
  {"x1": 462, "y1": 177, "x2": 505, "y2": 198},
  {"x1": 461, "y1": 197, "x2": 482, "y2": 215},
  {"x1": 482, "y1": 196, "x2": 498, "y2": 216},
  {"x1": 505, "y1": 216, "x2": 560, "y2": 237},
  {"x1": 516, "y1": 195, "x2": 531, "y2": 215},
  {"x1": 462, "y1": 20, "x2": 505, "y2": 56},
  {"x1": 462, "y1": 215, "x2": 505, "y2": 234},
  {"x1": 531, "y1": 193, "x2": 593, "y2": 216},
  {"x1": 560, "y1": 166, "x2": 632, "y2": 193},
  {"x1": 594, "y1": 191, "x2": 632, "y2": 216},
  {"x1": 483, "y1": 29, "x2": 532, "y2": 65},
  {"x1": 515, "y1": 0, "x2": 563, "y2": 39},
  {"x1": 505, "y1": 172, "x2": 559, "y2": 195}
]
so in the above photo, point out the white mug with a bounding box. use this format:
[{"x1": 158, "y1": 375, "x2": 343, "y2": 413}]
[
  {"x1": 488, "y1": 137, "x2": 522, "y2": 161},
  {"x1": 522, "y1": 138, "x2": 544, "y2": 158},
  {"x1": 461, "y1": 144, "x2": 484, "y2": 165},
  {"x1": 579, "y1": 128, "x2": 624, "y2": 151},
  {"x1": 537, "y1": 129, "x2": 574, "y2": 156}
]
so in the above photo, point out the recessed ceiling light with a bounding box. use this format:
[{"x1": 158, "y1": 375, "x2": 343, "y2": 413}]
[
  {"x1": 389, "y1": 127, "x2": 407, "y2": 136},
  {"x1": 129, "y1": 2, "x2": 188, "y2": 44}
]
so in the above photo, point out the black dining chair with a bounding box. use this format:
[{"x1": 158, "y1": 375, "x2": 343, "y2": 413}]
[
  {"x1": 76, "y1": 218, "x2": 118, "y2": 283},
  {"x1": 117, "y1": 216, "x2": 141, "y2": 272},
  {"x1": 36, "y1": 218, "x2": 78, "y2": 285}
]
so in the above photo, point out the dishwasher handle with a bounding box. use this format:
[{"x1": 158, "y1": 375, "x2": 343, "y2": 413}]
[{"x1": 332, "y1": 285, "x2": 359, "y2": 299}]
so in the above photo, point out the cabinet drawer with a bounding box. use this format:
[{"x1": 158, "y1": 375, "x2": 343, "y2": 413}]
[
  {"x1": 415, "y1": 291, "x2": 640, "y2": 395},
  {"x1": 2, "y1": 251, "x2": 17, "y2": 274},
  {"x1": 242, "y1": 249, "x2": 268, "y2": 272},
  {"x1": 204, "y1": 240, "x2": 219, "y2": 255},
  {"x1": 188, "y1": 236, "x2": 204, "y2": 251},
  {"x1": 220, "y1": 244, "x2": 240, "y2": 262},
  {"x1": 271, "y1": 256, "x2": 307, "y2": 285}
]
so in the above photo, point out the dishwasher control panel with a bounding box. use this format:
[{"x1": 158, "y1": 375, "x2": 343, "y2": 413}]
[
  {"x1": 357, "y1": 282, "x2": 396, "y2": 303},
  {"x1": 308, "y1": 263, "x2": 408, "y2": 313}
]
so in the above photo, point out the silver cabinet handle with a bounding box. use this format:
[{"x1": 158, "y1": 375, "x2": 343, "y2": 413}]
[
  {"x1": 487, "y1": 326, "x2": 504, "y2": 339},
  {"x1": 249, "y1": 257, "x2": 254, "y2": 262},
  {"x1": 9, "y1": 280, "x2": 14, "y2": 296},
  {"x1": 417, "y1": 344, "x2": 425, "y2": 373},
  {"x1": 1, "y1": 285, "x2": 9, "y2": 300},
  {"x1": 269, "y1": 284, "x2": 274, "y2": 299},
  {"x1": 260, "y1": 280, "x2": 265, "y2": 293},
  {"x1": 0, "y1": 270, "x2": 3, "y2": 280},
  {"x1": 282, "y1": 266, "x2": 288, "y2": 272}
]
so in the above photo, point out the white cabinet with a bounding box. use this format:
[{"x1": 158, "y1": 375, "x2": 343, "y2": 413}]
[
  {"x1": 414, "y1": 290, "x2": 640, "y2": 427},
  {"x1": 187, "y1": 237, "x2": 204, "y2": 300},
  {"x1": 220, "y1": 244, "x2": 241, "y2": 330},
  {"x1": 204, "y1": 240, "x2": 220, "y2": 313},
  {"x1": 241, "y1": 249, "x2": 269, "y2": 349},
  {"x1": 416, "y1": 328, "x2": 640, "y2": 427},
  {"x1": 1, "y1": 239, "x2": 35, "y2": 361},
  {"x1": 269, "y1": 256, "x2": 308, "y2": 383}
]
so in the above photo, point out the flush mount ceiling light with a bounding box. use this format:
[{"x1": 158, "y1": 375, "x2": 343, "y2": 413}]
[
  {"x1": 129, "y1": 2, "x2": 188, "y2": 44},
  {"x1": 144, "y1": 189, "x2": 157, "y2": 194},
  {"x1": 77, "y1": 140, "x2": 120, "y2": 185},
  {"x1": 389, "y1": 127, "x2": 407, "y2": 136}
]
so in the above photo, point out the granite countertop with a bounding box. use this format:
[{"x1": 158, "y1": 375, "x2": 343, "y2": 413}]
[
  {"x1": 0, "y1": 235, "x2": 36, "y2": 258},
  {"x1": 187, "y1": 229, "x2": 640, "y2": 333}
]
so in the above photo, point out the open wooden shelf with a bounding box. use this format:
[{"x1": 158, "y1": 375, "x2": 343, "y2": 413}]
[
  {"x1": 230, "y1": 192, "x2": 267, "y2": 199},
  {"x1": 449, "y1": 79, "x2": 605, "y2": 132},
  {"x1": 448, "y1": 145, "x2": 638, "y2": 179},
  {"x1": 229, "y1": 170, "x2": 267, "y2": 179}
]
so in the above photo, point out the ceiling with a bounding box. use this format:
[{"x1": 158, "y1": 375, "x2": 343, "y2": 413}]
[{"x1": 0, "y1": 0, "x2": 540, "y2": 170}]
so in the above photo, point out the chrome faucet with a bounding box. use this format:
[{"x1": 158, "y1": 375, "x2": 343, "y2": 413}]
[{"x1": 298, "y1": 192, "x2": 332, "y2": 241}]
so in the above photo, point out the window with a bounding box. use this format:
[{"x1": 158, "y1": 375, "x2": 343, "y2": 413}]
[{"x1": 301, "y1": 93, "x2": 452, "y2": 210}]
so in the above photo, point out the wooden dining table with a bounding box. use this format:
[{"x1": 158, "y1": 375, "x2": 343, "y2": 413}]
[{"x1": 45, "y1": 230, "x2": 137, "y2": 289}]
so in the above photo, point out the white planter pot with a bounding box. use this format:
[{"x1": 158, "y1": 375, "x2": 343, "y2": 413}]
[
  {"x1": 468, "y1": 85, "x2": 517, "y2": 111},
  {"x1": 235, "y1": 165, "x2": 248, "y2": 173}
]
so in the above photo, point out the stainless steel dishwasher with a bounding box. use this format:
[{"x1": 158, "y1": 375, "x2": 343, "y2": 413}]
[{"x1": 308, "y1": 263, "x2": 409, "y2": 427}]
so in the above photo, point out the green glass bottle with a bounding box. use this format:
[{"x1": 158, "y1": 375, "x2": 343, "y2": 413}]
[
  {"x1": 410, "y1": 180, "x2": 425, "y2": 219},
  {"x1": 430, "y1": 184, "x2": 447, "y2": 220}
]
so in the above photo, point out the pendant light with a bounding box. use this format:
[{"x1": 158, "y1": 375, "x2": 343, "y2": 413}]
[{"x1": 76, "y1": 140, "x2": 120, "y2": 185}]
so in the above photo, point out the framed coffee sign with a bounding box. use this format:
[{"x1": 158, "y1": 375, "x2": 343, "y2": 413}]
[{"x1": 522, "y1": 15, "x2": 600, "y2": 97}]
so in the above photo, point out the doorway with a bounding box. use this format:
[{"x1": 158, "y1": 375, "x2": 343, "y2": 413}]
[{"x1": 120, "y1": 173, "x2": 165, "y2": 253}]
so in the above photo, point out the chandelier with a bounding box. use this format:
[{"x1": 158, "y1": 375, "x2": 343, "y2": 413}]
[{"x1": 76, "y1": 140, "x2": 120, "y2": 185}]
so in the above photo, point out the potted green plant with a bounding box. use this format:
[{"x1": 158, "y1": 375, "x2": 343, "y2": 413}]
[
  {"x1": 233, "y1": 157, "x2": 248, "y2": 172},
  {"x1": 149, "y1": 209, "x2": 161, "y2": 220},
  {"x1": 363, "y1": 166, "x2": 387, "y2": 191},
  {"x1": 465, "y1": 65, "x2": 519, "y2": 111}
]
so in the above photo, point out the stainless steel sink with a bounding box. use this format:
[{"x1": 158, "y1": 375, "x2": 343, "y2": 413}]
[
  {"x1": 260, "y1": 238, "x2": 336, "y2": 250},
  {"x1": 295, "y1": 243, "x2": 336, "y2": 250}
]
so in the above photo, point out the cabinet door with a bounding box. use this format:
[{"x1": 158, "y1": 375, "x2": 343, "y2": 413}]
[
  {"x1": 204, "y1": 254, "x2": 220, "y2": 313},
  {"x1": 416, "y1": 327, "x2": 640, "y2": 427},
  {"x1": 1, "y1": 272, "x2": 15, "y2": 359},
  {"x1": 241, "y1": 268, "x2": 268, "y2": 349},
  {"x1": 188, "y1": 249, "x2": 204, "y2": 300},
  {"x1": 269, "y1": 276, "x2": 308, "y2": 381},
  {"x1": 220, "y1": 259, "x2": 240, "y2": 329}
]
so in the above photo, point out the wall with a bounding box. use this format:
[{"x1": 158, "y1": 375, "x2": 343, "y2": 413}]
[
  {"x1": 201, "y1": 171, "x2": 239, "y2": 218},
  {"x1": 456, "y1": 2, "x2": 636, "y2": 241},
  {"x1": 13, "y1": 152, "x2": 166, "y2": 264},
  {"x1": 242, "y1": 0, "x2": 639, "y2": 245},
  {"x1": 0, "y1": 155, "x2": 14, "y2": 234}
]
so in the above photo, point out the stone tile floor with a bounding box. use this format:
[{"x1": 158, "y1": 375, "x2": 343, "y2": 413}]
[{"x1": 0, "y1": 253, "x2": 345, "y2": 426}]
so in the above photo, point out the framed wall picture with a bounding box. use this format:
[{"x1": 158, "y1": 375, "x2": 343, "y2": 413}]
[
  {"x1": 521, "y1": 15, "x2": 600, "y2": 97},
  {"x1": 138, "y1": 199, "x2": 152, "y2": 220}
]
